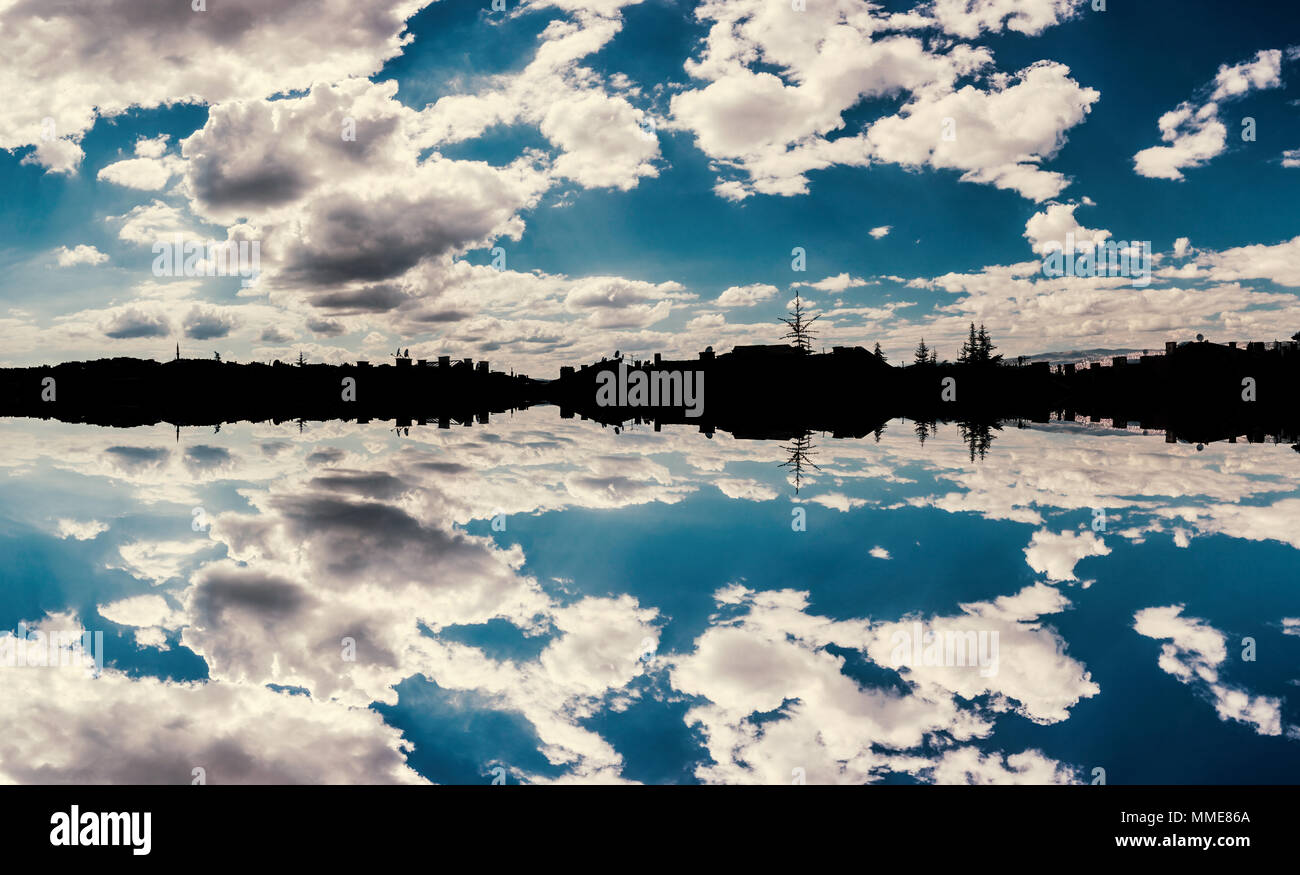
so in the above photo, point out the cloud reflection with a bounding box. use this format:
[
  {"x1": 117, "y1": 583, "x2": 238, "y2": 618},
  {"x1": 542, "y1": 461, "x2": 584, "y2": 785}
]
[{"x1": 0, "y1": 408, "x2": 1296, "y2": 783}]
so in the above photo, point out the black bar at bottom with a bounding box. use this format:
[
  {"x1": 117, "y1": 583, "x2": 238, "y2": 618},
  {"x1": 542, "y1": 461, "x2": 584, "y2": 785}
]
[{"x1": 0, "y1": 785, "x2": 1286, "y2": 861}]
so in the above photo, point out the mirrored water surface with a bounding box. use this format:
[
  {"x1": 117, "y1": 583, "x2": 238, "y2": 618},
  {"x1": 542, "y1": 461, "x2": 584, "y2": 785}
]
[{"x1": 2, "y1": 410, "x2": 1298, "y2": 784}]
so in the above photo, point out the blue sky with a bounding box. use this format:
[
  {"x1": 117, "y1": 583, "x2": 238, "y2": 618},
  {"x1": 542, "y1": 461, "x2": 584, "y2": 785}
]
[{"x1": 1, "y1": 0, "x2": 1298, "y2": 374}]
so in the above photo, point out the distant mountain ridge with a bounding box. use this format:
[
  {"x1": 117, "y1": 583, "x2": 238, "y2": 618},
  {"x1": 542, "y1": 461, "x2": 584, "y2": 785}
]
[{"x1": 1021, "y1": 347, "x2": 1147, "y2": 365}]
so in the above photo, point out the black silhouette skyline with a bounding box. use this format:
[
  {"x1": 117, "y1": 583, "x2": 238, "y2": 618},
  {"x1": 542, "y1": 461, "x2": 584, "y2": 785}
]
[{"x1": 3, "y1": 333, "x2": 1298, "y2": 457}]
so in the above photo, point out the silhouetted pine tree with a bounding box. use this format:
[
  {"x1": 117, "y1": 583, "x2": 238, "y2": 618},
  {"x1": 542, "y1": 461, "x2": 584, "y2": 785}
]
[
  {"x1": 914, "y1": 338, "x2": 930, "y2": 365},
  {"x1": 958, "y1": 322, "x2": 978, "y2": 363},
  {"x1": 960, "y1": 421, "x2": 996, "y2": 461},
  {"x1": 975, "y1": 324, "x2": 1001, "y2": 364},
  {"x1": 873, "y1": 342, "x2": 887, "y2": 362},
  {"x1": 778, "y1": 432, "x2": 820, "y2": 492},
  {"x1": 779, "y1": 293, "x2": 821, "y2": 352}
]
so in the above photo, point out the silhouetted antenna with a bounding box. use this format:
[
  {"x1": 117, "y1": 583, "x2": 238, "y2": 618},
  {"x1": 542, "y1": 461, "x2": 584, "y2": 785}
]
[
  {"x1": 779, "y1": 292, "x2": 821, "y2": 352},
  {"x1": 778, "y1": 432, "x2": 821, "y2": 492}
]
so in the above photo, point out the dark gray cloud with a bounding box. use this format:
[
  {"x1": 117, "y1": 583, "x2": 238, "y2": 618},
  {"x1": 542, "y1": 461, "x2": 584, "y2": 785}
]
[
  {"x1": 186, "y1": 150, "x2": 312, "y2": 213},
  {"x1": 191, "y1": 568, "x2": 310, "y2": 628},
  {"x1": 306, "y1": 448, "x2": 346, "y2": 465},
  {"x1": 184, "y1": 308, "x2": 235, "y2": 340},
  {"x1": 103, "y1": 309, "x2": 169, "y2": 339},
  {"x1": 105, "y1": 446, "x2": 170, "y2": 471},
  {"x1": 184, "y1": 445, "x2": 234, "y2": 475},
  {"x1": 308, "y1": 471, "x2": 408, "y2": 500},
  {"x1": 306, "y1": 317, "x2": 346, "y2": 337},
  {"x1": 259, "y1": 326, "x2": 294, "y2": 343},
  {"x1": 414, "y1": 461, "x2": 471, "y2": 474},
  {"x1": 268, "y1": 493, "x2": 517, "y2": 596},
  {"x1": 260, "y1": 440, "x2": 292, "y2": 456},
  {"x1": 310, "y1": 283, "x2": 408, "y2": 313},
  {"x1": 413, "y1": 308, "x2": 471, "y2": 323}
]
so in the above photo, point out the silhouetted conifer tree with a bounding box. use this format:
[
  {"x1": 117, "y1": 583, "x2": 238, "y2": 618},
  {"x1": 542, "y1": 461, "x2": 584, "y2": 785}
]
[
  {"x1": 958, "y1": 322, "x2": 978, "y2": 363},
  {"x1": 915, "y1": 419, "x2": 929, "y2": 445},
  {"x1": 779, "y1": 293, "x2": 821, "y2": 352},
  {"x1": 778, "y1": 432, "x2": 820, "y2": 492},
  {"x1": 976, "y1": 324, "x2": 1001, "y2": 364}
]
